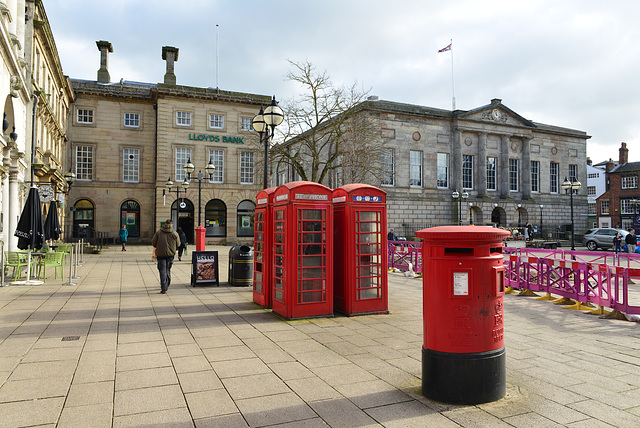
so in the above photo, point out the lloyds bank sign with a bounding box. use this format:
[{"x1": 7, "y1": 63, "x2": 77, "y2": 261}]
[{"x1": 188, "y1": 133, "x2": 245, "y2": 144}]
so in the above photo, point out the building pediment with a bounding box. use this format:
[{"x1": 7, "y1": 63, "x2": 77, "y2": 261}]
[{"x1": 456, "y1": 99, "x2": 536, "y2": 128}]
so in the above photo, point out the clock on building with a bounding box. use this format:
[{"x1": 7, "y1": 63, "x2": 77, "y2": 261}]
[
  {"x1": 491, "y1": 109, "x2": 502, "y2": 121},
  {"x1": 38, "y1": 185, "x2": 55, "y2": 202}
]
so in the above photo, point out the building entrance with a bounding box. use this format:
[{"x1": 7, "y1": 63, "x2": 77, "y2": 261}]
[{"x1": 171, "y1": 199, "x2": 194, "y2": 243}]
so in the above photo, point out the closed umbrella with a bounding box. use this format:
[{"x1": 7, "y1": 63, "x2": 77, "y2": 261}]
[
  {"x1": 44, "y1": 201, "x2": 61, "y2": 242},
  {"x1": 13, "y1": 186, "x2": 45, "y2": 285}
]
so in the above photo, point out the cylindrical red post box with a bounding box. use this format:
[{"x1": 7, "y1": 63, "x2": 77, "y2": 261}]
[
  {"x1": 415, "y1": 225, "x2": 510, "y2": 404},
  {"x1": 195, "y1": 225, "x2": 206, "y2": 252}
]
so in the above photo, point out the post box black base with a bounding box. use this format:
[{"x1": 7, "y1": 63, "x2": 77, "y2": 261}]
[{"x1": 422, "y1": 347, "x2": 505, "y2": 405}]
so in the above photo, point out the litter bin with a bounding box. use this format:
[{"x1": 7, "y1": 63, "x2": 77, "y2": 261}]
[{"x1": 228, "y1": 245, "x2": 253, "y2": 286}]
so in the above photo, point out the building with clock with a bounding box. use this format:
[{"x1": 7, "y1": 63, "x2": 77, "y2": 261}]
[
  {"x1": 275, "y1": 97, "x2": 590, "y2": 238},
  {"x1": 65, "y1": 42, "x2": 270, "y2": 244}
]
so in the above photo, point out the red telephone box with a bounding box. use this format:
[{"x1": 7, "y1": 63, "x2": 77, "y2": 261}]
[
  {"x1": 332, "y1": 184, "x2": 388, "y2": 316},
  {"x1": 253, "y1": 187, "x2": 276, "y2": 308},
  {"x1": 271, "y1": 181, "x2": 333, "y2": 320},
  {"x1": 415, "y1": 226, "x2": 510, "y2": 405}
]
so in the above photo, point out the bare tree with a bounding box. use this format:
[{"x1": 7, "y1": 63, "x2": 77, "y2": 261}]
[{"x1": 270, "y1": 60, "x2": 385, "y2": 186}]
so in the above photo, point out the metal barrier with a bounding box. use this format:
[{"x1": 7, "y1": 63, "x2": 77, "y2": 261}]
[
  {"x1": 388, "y1": 241, "x2": 422, "y2": 274},
  {"x1": 503, "y1": 247, "x2": 640, "y2": 316}
]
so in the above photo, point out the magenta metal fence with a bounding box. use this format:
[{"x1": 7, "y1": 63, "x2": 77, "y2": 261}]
[{"x1": 388, "y1": 241, "x2": 422, "y2": 274}]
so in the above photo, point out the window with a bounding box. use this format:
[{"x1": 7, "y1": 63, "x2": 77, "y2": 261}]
[
  {"x1": 240, "y1": 152, "x2": 254, "y2": 184},
  {"x1": 209, "y1": 149, "x2": 224, "y2": 183},
  {"x1": 622, "y1": 176, "x2": 638, "y2": 189},
  {"x1": 409, "y1": 150, "x2": 422, "y2": 187},
  {"x1": 531, "y1": 161, "x2": 539, "y2": 193},
  {"x1": 462, "y1": 155, "x2": 473, "y2": 189},
  {"x1": 601, "y1": 200, "x2": 609, "y2": 215},
  {"x1": 209, "y1": 114, "x2": 224, "y2": 129},
  {"x1": 124, "y1": 112, "x2": 140, "y2": 128},
  {"x1": 621, "y1": 199, "x2": 639, "y2": 214},
  {"x1": 588, "y1": 173, "x2": 599, "y2": 179},
  {"x1": 588, "y1": 202, "x2": 596, "y2": 215},
  {"x1": 75, "y1": 146, "x2": 93, "y2": 180},
  {"x1": 176, "y1": 111, "x2": 191, "y2": 126},
  {"x1": 175, "y1": 147, "x2": 191, "y2": 182},
  {"x1": 550, "y1": 162, "x2": 559, "y2": 193},
  {"x1": 120, "y1": 200, "x2": 140, "y2": 237},
  {"x1": 486, "y1": 157, "x2": 497, "y2": 191},
  {"x1": 437, "y1": 153, "x2": 449, "y2": 188},
  {"x1": 587, "y1": 186, "x2": 596, "y2": 196},
  {"x1": 77, "y1": 109, "x2": 93, "y2": 124},
  {"x1": 237, "y1": 200, "x2": 256, "y2": 237},
  {"x1": 205, "y1": 199, "x2": 226, "y2": 237},
  {"x1": 241, "y1": 117, "x2": 252, "y2": 131},
  {"x1": 569, "y1": 164, "x2": 577, "y2": 182},
  {"x1": 123, "y1": 148, "x2": 139, "y2": 183},
  {"x1": 509, "y1": 159, "x2": 519, "y2": 191},
  {"x1": 381, "y1": 149, "x2": 394, "y2": 186}
]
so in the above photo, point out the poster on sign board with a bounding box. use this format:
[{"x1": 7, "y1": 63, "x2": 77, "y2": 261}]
[{"x1": 191, "y1": 251, "x2": 219, "y2": 286}]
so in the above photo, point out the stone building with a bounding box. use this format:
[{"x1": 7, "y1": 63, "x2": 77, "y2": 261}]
[
  {"x1": 1, "y1": 0, "x2": 72, "y2": 251},
  {"x1": 66, "y1": 42, "x2": 270, "y2": 244},
  {"x1": 279, "y1": 97, "x2": 590, "y2": 238},
  {"x1": 596, "y1": 143, "x2": 640, "y2": 230}
]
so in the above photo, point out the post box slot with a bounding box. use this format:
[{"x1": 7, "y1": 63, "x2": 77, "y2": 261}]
[
  {"x1": 490, "y1": 247, "x2": 503, "y2": 254},
  {"x1": 445, "y1": 248, "x2": 474, "y2": 255}
]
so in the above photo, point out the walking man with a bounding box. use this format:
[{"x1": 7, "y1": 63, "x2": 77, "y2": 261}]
[
  {"x1": 625, "y1": 228, "x2": 637, "y2": 254},
  {"x1": 152, "y1": 219, "x2": 180, "y2": 294}
]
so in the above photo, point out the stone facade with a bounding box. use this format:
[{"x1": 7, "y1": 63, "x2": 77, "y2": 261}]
[{"x1": 66, "y1": 43, "x2": 270, "y2": 245}]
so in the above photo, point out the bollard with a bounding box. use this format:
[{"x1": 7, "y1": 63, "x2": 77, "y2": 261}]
[
  {"x1": 416, "y1": 225, "x2": 510, "y2": 405},
  {"x1": 72, "y1": 242, "x2": 81, "y2": 279},
  {"x1": 65, "y1": 244, "x2": 77, "y2": 286}
]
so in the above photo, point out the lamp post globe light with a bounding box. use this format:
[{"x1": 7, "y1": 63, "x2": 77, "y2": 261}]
[
  {"x1": 451, "y1": 190, "x2": 469, "y2": 225},
  {"x1": 253, "y1": 96, "x2": 284, "y2": 189},
  {"x1": 539, "y1": 204, "x2": 544, "y2": 239},
  {"x1": 561, "y1": 177, "x2": 581, "y2": 251}
]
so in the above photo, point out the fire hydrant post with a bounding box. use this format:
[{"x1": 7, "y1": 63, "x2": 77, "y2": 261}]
[{"x1": 415, "y1": 225, "x2": 510, "y2": 405}]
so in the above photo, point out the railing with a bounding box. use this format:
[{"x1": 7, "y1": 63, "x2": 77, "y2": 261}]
[
  {"x1": 388, "y1": 241, "x2": 422, "y2": 274},
  {"x1": 75, "y1": 226, "x2": 109, "y2": 251}
]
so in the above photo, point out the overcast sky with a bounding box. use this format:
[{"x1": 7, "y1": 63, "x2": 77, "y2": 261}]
[{"x1": 44, "y1": 0, "x2": 640, "y2": 163}]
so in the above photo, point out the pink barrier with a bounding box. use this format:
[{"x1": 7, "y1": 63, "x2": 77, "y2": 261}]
[
  {"x1": 388, "y1": 241, "x2": 422, "y2": 274},
  {"x1": 504, "y1": 248, "x2": 640, "y2": 315}
]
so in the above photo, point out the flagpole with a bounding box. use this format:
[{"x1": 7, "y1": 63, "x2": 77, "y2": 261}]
[{"x1": 450, "y1": 39, "x2": 455, "y2": 110}]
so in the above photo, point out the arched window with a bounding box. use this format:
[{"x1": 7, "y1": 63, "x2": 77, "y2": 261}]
[
  {"x1": 73, "y1": 199, "x2": 94, "y2": 238},
  {"x1": 205, "y1": 199, "x2": 226, "y2": 237},
  {"x1": 120, "y1": 200, "x2": 140, "y2": 238},
  {"x1": 237, "y1": 200, "x2": 255, "y2": 237}
]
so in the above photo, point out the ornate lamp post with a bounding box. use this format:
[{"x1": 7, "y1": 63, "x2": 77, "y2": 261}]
[
  {"x1": 539, "y1": 204, "x2": 544, "y2": 239},
  {"x1": 451, "y1": 190, "x2": 469, "y2": 225},
  {"x1": 165, "y1": 177, "x2": 190, "y2": 228},
  {"x1": 253, "y1": 96, "x2": 284, "y2": 189},
  {"x1": 183, "y1": 158, "x2": 216, "y2": 251},
  {"x1": 561, "y1": 177, "x2": 581, "y2": 251}
]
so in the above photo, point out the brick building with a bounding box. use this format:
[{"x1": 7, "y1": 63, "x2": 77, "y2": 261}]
[
  {"x1": 66, "y1": 42, "x2": 270, "y2": 244},
  {"x1": 596, "y1": 142, "x2": 640, "y2": 230}
]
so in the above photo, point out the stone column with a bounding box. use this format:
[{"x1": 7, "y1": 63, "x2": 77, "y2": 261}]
[
  {"x1": 452, "y1": 129, "x2": 462, "y2": 193},
  {"x1": 477, "y1": 132, "x2": 487, "y2": 198},
  {"x1": 500, "y1": 135, "x2": 510, "y2": 199},
  {"x1": 7, "y1": 0, "x2": 17, "y2": 42},
  {"x1": 521, "y1": 137, "x2": 531, "y2": 199},
  {"x1": 8, "y1": 170, "x2": 20, "y2": 250},
  {"x1": 96, "y1": 40, "x2": 113, "y2": 84}
]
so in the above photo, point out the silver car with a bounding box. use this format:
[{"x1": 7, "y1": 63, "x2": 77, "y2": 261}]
[{"x1": 582, "y1": 228, "x2": 628, "y2": 251}]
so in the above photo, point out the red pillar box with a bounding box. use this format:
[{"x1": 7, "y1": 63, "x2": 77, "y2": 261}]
[
  {"x1": 253, "y1": 187, "x2": 276, "y2": 308},
  {"x1": 415, "y1": 226, "x2": 510, "y2": 405},
  {"x1": 195, "y1": 225, "x2": 206, "y2": 251},
  {"x1": 271, "y1": 181, "x2": 333, "y2": 320},
  {"x1": 332, "y1": 184, "x2": 388, "y2": 316}
]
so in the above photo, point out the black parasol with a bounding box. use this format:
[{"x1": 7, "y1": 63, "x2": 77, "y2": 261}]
[
  {"x1": 15, "y1": 186, "x2": 45, "y2": 250},
  {"x1": 44, "y1": 201, "x2": 61, "y2": 241}
]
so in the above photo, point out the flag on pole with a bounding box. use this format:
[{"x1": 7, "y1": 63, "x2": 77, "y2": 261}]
[{"x1": 438, "y1": 43, "x2": 452, "y2": 53}]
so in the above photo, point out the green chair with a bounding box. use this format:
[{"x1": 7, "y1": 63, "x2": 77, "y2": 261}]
[
  {"x1": 57, "y1": 244, "x2": 72, "y2": 267},
  {"x1": 4, "y1": 251, "x2": 29, "y2": 279},
  {"x1": 35, "y1": 251, "x2": 64, "y2": 281}
]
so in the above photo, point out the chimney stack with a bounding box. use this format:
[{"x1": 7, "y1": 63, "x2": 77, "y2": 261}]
[
  {"x1": 586, "y1": 157, "x2": 592, "y2": 166},
  {"x1": 96, "y1": 40, "x2": 113, "y2": 83},
  {"x1": 605, "y1": 159, "x2": 615, "y2": 172},
  {"x1": 162, "y1": 46, "x2": 179, "y2": 85},
  {"x1": 619, "y1": 142, "x2": 629, "y2": 165}
]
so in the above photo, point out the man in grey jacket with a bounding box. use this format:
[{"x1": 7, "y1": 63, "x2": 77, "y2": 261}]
[{"x1": 151, "y1": 219, "x2": 180, "y2": 294}]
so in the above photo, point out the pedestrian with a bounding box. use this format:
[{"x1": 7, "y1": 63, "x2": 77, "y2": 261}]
[
  {"x1": 177, "y1": 227, "x2": 187, "y2": 261},
  {"x1": 119, "y1": 224, "x2": 128, "y2": 251},
  {"x1": 525, "y1": 222, "x2": 533, "y2": 241},
  {"x1": 613, "y1": 232, "x2": 622, "y2": 254},
  {"x1": 151, "y1": 219, "x2": 180, "y2": 294},
  {"x1": 387, "y1": 228, "x2": 398, "y2": 241},
  {"x1": 625, "y1": 229, "x2": 637, "y2": 254}
]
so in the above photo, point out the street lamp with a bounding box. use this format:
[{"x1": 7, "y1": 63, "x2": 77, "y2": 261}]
[
  {"x1": 183, "y1": 158, "x2": 216, "y2": 227},
  {"x1": 539, "y1": 204, "x2": 544, "y2": 239},
  {"x1": 561, "y1": 177, "x2": 581, "y2": 251},
  {"x1": 165, "y1": 176, "x2": 190, "y2": 227},
  {"x1": 253, "y1": 96, "x2": 284, "y2": 189},
  {"x1": 451, "y1": 190, "x2": 469, "y2": 225}
]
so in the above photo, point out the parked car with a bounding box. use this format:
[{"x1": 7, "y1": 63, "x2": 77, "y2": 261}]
[{"x1": 582, "y1": 228, "x2": 628, "y2": 251}]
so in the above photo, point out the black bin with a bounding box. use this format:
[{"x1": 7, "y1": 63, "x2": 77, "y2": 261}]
[{"x1": 228, "y1": 245, "x2": 253, "y2": 286}]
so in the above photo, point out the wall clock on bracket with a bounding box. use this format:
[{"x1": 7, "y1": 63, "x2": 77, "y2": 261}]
[{"x1": 38, "y1": 185, "x2": 55, "y2": 202}]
